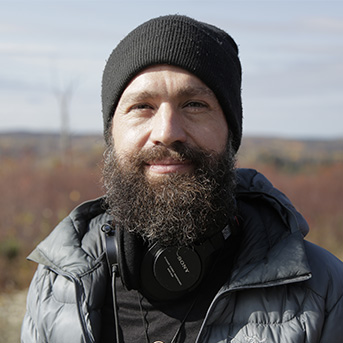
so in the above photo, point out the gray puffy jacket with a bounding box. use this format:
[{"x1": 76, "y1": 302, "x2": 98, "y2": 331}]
[{"x1": 21, "y1": 169, "x2": 343, "y2": 342}]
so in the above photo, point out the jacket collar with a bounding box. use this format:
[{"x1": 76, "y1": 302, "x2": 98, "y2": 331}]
[
  {"x1": 224, "y1": 168, "x2": 311, "y2": 291},
  {"x1": 27, "y1": 197, "x2": 111, "y2": 277}
]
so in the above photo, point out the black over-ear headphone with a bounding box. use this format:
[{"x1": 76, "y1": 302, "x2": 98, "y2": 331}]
[{"x1": 102, "y1": 223, "x2": 232, "y2": 301}]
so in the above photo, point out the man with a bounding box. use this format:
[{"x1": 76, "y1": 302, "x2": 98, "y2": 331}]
[{"x1": 21, "y1": 15, "x2": 343, "y2": 343}]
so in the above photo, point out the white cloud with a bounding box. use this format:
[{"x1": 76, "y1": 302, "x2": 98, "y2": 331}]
[
  {"x1": 303, "y1": 16, "x2": 343, "y2": 33},
  {"x1": 0, "y1": 0, "x2": 342, "y2": 138}
]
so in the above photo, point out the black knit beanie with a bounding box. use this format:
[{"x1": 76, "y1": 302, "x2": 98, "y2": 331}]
[{"x1": 102, "y1": 15, "x2": 243, "y2": 152}]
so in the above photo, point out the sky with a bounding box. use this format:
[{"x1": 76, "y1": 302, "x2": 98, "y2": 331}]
[{"x1": 1, "y1": 0, "x2": 343, "y2": 139}]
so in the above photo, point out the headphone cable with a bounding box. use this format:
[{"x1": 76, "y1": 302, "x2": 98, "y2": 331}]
[{"x1": 111, "y1": 265, "x2": 121, "y2": 343}]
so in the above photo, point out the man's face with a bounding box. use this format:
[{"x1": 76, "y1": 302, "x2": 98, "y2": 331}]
[
  {"x1": 111, "y1": 65, "x2": 229, "y2": 177},
  {"x1": 104, "y1": 65, "x2": 236, "y2": 247}
]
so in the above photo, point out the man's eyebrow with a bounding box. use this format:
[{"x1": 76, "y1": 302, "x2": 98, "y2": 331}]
[
  {"x1": 176, "y1": 86, "x2": 215, "y2": 98},
  {"x1": 120, "y1": 91, "x2": 158, "y2": 104},
  {"x1": 120, "y1": 86, "x2": 216, "y2": 104}
]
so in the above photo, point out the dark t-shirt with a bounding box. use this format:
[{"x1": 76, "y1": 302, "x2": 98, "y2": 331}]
[{"x1": 100, "y1": 237, "x2": 240, "y2": 343}]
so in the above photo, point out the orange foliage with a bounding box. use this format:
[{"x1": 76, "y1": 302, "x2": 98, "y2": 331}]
[
  {"x1": 0, "y1": 135, "x2": 342, "y2": 291},
  {"x1": 242, "y1": 162, "x2": 343, "y2": 260},
  {"x1": 0, "y1": 151, "x2": 103, "y2": 290}
]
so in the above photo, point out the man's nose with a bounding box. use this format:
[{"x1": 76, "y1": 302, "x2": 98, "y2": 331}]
[{"x1": 149, "y1": 104, "x2": 187, "y2": 146}]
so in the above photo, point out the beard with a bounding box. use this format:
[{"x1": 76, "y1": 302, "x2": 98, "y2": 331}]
[{"x1": 102, "y1": 140, "x2": 237, "y2": 247}]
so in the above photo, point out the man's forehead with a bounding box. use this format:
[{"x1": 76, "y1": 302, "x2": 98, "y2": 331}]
[{"x1": 120, "y1": 64, "x2": 217, "y2": 99}]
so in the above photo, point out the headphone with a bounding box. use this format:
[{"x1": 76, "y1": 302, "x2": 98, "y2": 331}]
[{"x1": 102, "y1": 223, "x2": 233, "y2": 301}]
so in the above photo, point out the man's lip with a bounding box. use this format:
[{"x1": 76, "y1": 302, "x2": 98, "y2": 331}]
[
  {"x1": 147, "y1": 158, "x2": 186, "y2": 165},
  {"x1": 145, "y1": 159, "x2": 192, "y2": 174}
]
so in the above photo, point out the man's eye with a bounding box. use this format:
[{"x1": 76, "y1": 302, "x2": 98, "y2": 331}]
[
  {"x1": 185, "y1": 101, "x2": 206, "y2": 108},
  {"x1": 131, "y1": 103, "x2": 152, "y2": 110}
]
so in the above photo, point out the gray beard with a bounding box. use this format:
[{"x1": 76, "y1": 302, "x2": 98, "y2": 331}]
[{"x1": 102, "y1": 141, "x2": 237, "y2": 247}]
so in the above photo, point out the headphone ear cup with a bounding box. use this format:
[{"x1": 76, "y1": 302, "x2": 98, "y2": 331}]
[{"x1": 140, "y1": 244, "x2": 203, "y2": 300}]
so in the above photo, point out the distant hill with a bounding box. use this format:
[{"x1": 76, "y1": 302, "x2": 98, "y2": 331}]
[
  {"x1": 1, "y1": 131, "x2": 342, "y2": 166},
  {"x1": 0, "y1": 131, "x2": 104, "y2": 158},
  {"x1": 238, "y1": 136, "x2": 343, "y2": 168}
]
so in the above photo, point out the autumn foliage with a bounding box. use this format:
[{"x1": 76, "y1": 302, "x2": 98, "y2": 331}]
[{"x1": 0, "y1": 133, "x2": 342, "y2": 291}]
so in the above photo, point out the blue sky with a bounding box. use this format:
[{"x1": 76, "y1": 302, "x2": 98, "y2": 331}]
[{"x1": 1, "y1": 0, "x2": 342, "y2": 139}]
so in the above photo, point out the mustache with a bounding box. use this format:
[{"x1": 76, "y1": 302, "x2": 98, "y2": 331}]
[{"x1": 127, "y1": 143, "x2": 216, "y2": 169}]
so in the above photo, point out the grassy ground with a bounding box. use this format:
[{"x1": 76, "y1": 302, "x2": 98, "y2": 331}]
[{"x1": 0, "y1": 290, "x2": 27, "y2": 343}]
